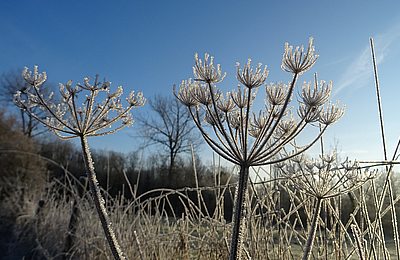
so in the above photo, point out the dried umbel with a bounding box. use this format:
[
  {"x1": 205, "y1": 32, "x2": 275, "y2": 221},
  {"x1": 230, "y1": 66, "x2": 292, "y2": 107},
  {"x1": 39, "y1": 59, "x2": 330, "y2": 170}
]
[
  {"x1": 278, "y1": 152, "x2": 375, "y2": 260},
  {"x1": 174, "y1": 38, "x2": 344, "y2": 260},
  {"x1": 193, "y1": 53, "x2": 226, "y2": 83},
  {"x1": 15, "y1": 66, "x2": 145, "y2": 260},
  {"x1": 15, "y1": 67, "x2": 145, "y2": 139},
  {"x1": 281, "y1": 37, "x2": 318, "y2": 75},
  {"x1": 279, "y1": 152, "x2": 375, "y2": 199},
  {"x1": 236, "y1": 59, "x2": 268, "y2": 89}
]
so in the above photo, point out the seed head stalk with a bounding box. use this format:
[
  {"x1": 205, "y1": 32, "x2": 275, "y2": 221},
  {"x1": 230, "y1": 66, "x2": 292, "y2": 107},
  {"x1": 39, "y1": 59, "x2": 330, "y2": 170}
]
[
  {"x1": 302, "y1": 197, "x2": 322, "y2": 260},
  {"x1": 370, "y1": 37, "x2": 400, "y2": 259},
  {"x1": 80, "y1": 135, "x2": 125, "y2": 260}
]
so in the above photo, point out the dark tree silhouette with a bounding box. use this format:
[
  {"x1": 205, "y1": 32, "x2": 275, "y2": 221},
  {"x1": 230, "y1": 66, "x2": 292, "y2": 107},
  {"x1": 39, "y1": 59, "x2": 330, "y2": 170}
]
[{"x1": 137, "y1": 95, "x2": 202, "y2": 176}]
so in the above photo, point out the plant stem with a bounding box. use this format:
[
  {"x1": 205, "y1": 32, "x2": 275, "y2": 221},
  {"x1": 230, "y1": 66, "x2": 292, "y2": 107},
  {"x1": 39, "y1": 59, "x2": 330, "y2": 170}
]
[
  {"x1": 302, "y1": 197, "x2": 322, "y2": 260},
  {"x1": 63, "y1": 177, "x2": 86, "y2": 259},
  {"x1": 80, "y1": 135, "x2": 125, "y2": 260},
  {"x1": 229, "y1": 165, "x2": 249, "y2": 260},
  {"x1": 370, "y1": 37, "x2": 400, "y2": 259}
]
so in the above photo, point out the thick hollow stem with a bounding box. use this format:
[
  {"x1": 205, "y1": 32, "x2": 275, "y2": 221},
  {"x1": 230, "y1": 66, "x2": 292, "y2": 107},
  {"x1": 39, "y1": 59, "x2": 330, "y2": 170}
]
[
  {"x1": 229, "y1": 165, "x2": 249, "y2": 260},
  {"x1": 80, "y1": 135, "x2": 126, "y2": 260},
  {"x1": 302, "y1": 197, "x2": 322, "y2": 260}
]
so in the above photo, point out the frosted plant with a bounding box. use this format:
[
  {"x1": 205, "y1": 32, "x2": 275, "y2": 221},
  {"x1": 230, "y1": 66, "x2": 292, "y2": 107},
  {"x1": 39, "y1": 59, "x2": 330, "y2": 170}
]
[
  {"x1": 277, "y1": 152, "x2": 376, "y2": 260},
  {"x1": 174, "y1": 38, "x2": 344, "y2": 260},
  {"x1": 14, "y1": 66, "x2": 145, "y2": 260}
]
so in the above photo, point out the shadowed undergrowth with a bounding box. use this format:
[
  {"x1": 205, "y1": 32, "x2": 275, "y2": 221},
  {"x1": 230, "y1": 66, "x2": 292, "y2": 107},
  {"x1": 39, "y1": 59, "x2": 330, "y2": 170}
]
[{"x1": 1, "y1": 164, "x2": 399, "y2": 259}]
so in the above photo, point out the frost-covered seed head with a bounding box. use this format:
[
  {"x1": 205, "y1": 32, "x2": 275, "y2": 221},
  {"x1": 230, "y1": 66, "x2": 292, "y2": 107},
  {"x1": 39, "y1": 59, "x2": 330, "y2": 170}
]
[
  {"x1": 231, "y1": 85, "x2": 256, "y2": 109},
  {"x1": 281, "y1": 37, "x2": 319, "y2": 75},
  {"x1": 173, "y1": 80, "x2": 200, "y2": 107},
  {"x1": 217, "y1": 92, "x2": 236, "y2": 113},
  {"x1": 266, "y1": 82, "x2": 290, "y2": 106},
  {"x1": 277, "y1": 117, "x2": 297, "y2": 137},
  {"x1": 15, "y1": 66, "x2": 145, "y2": 139},
  {"x1": 22, "y1": 66, "x2": 47, "y2": 87},
  {"x1": 301, "y1": 79, "x2": 332, "y2": 107},
  {"x1": 127, "y1": 91, "x2": 146, "y2": 107},
  {"x1": 193, "y1": 53, "x2": 226, "y2": 83},
  {"x1": 297, "y1": 104, "x2": 321, "y2": 123},
  {"x1": 318, "y1": 101, "x2": 345, "y2": 125},
  {"x1": 281, "y1": 152, "x2": 375, "y2": 198},
  {"x1": 236, "y1": 59, "x2": 268, "y2": 89},
  {"x1": 192, "y1": 83, "x2": 220, "y2": 106}
]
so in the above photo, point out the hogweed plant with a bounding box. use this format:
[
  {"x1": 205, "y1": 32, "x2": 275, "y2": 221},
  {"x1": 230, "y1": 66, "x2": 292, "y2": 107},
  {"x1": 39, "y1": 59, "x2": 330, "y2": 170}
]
[
  {"x1": 14, "y1": 66, "x2": 145, "y2": 260},
  {"x1": 174, "y1": 38, "x2": 344, "y2": 259},
  {"x1": 277, "y1": 152, "x2": 376, "y2": 260}
]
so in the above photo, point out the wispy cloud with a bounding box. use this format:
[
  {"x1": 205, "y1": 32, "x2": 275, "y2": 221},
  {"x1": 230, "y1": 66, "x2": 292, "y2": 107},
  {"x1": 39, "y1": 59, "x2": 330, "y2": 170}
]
[{"x1": 334, "y1": 22, "x2": 400, "y2": 95}]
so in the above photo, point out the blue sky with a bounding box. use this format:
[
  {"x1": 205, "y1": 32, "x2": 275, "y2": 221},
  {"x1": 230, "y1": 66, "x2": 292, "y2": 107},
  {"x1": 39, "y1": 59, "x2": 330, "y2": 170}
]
[{"x1": 1, "y1": 1, "x2": 400, "y2": 162}]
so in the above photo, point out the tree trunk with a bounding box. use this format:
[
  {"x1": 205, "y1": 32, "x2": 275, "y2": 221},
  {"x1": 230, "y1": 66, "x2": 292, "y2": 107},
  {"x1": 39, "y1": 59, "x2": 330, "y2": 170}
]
[
  {"x1": 229, "y1": 165, "x2": 249, "y2": 260},
  {"x1": 169, "y1": 149, "x2": 174, "y2": 179},
  {"x1": 80, "y1": 135, "x2": 125, "y2": 260}
]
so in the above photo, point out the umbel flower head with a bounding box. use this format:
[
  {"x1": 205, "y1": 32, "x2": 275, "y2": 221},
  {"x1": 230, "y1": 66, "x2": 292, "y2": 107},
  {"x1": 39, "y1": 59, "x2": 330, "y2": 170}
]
[
  {"x1": 14, "y1": 66, "x2": 145, "y2": 139},
  {"x1": 174, "y1": 38, "x2": 344, "y2": 166},
  {"x1": 277, "y1": 152, "x2": 376, "y2": 199},
  {"x1": 175, "y1": 38, "x2": 345, "y2": 260},
  {"x1": 193, "y1": 53, "x2": 226, "y2": 83},
  {"x1": 236, "y1": 59, "x2": 269, "y2": 89},
  {"x1": 281, "y1": 37, "x2": 319, "y2": 75}
]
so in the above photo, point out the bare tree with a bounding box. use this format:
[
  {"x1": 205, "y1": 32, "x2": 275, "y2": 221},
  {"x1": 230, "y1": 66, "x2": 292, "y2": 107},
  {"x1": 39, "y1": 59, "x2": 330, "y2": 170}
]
[
  {"x1": 137, "y1": 95, "x2": 202, "y2": 176},
  {"x1": 0, "y1": 70, "x2": 52, "y2": 137}
]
